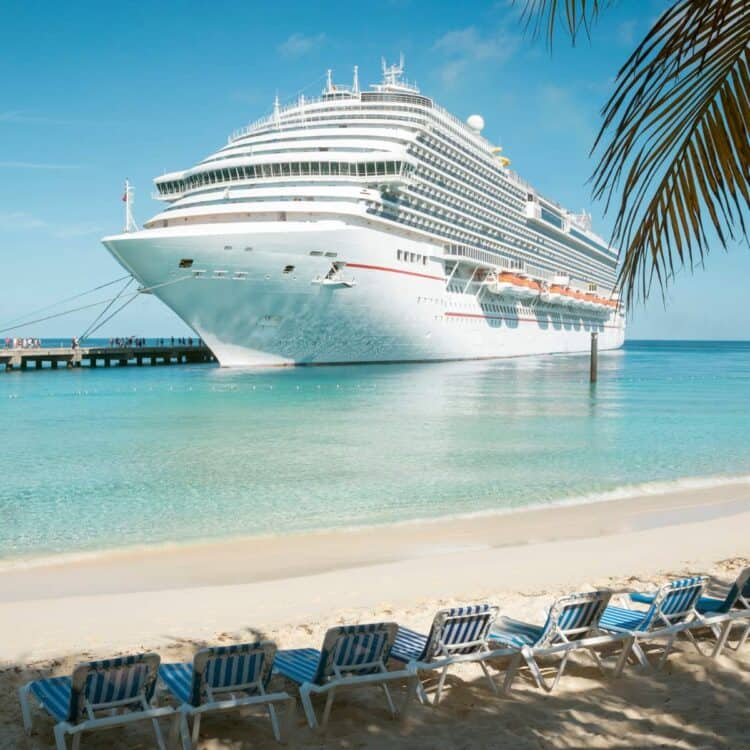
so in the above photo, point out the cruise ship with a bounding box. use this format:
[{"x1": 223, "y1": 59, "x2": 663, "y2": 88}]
[{"x1": 102, "y1": 59, "x2": 625, "y2": 366}]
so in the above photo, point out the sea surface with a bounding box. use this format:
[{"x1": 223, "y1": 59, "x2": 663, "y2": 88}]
[{"x1": 1, "y1": 340, "x2": 749, "y2": 563}]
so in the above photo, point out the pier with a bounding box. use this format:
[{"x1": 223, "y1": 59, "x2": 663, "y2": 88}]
[{"x1": 1, "y1": 344, "x2": 216, "y2": 372}]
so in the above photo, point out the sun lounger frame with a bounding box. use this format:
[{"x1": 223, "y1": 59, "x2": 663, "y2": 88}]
[{"x1": 19, "y1": 652, "x2": 178, "y2": 750}]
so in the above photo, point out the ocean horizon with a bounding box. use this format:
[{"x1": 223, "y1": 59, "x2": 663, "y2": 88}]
[{"x1": 2, "y1": 338, "x2": 749, "y2": 563}]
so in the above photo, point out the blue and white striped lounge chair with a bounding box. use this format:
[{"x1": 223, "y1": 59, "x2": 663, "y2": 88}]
[
  {"x1": 273, "y1": 622, "x2": 416, "y2": 729},
  {"x1": 159, "y1": 641, "x2": 294, "y2": 749},
  {"x1": 629, "y1": 567, "x2": 750, "y2": 657},
  {"x1": 19, "y1": 652, "x2": 177, "y2": 750},
  {"x1": 389, "y1": 604, "x2": 500, "y2": 704},
  {"x1": 599, "y1": 576, "x2": 708, "y2": 674},
  {"x1": 488, "y1": 590, "x2": 615, "y2": 692}
]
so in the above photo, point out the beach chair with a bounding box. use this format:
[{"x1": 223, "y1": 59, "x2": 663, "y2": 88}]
[
  {"x1": 19, "y1": 652, "x2": 177, "y2": 750},
  {"x1": 487, "y1": 590, "x2": 615, "y2": 692},
  {"x1": 629, "y1": 567, "x2": 750, "y2": 657},
  {"x1": 273, "y1": 622, "x2": 416, "y2": 729},
  {"x1": 389, "y1": 603, "x2": 500, "y2": 704},
  {"x1": 159, "y1": 641, "x2": 294, "y2": 749},
  {"x1": 598, "y1": 576, "x2": 707, "y2": 673}
]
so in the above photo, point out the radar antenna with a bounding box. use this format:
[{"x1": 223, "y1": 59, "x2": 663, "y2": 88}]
[{"x1": 381, "y1": 53, "x2": 406, "y2": 87}]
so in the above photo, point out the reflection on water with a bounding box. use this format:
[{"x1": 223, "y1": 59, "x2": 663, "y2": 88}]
[{"x1": 0, "y1": 341, "x2": 749, "y2": 559}]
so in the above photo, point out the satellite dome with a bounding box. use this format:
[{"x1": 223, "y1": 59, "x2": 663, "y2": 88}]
[{"x1": 466, "y1": 114, "x2": 484, "y2": 133}]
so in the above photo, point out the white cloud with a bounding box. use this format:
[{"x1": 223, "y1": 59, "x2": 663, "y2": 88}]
[
  {"x1": 278, "y1": 32, "x2": 326, "y2": 58},
  {"x1": 433, "y1": 26, "x2": 518, "y2": 87},
  {"x1": 0, "y1": 161, "x2": 81, "y2": 170}
]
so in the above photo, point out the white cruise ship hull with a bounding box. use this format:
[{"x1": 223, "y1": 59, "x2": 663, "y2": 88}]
[{"x1": 104, "y1": 220, "x2": 625, "y2": 367}]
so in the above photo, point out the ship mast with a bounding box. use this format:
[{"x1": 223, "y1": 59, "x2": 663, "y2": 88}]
[{"x1": 123, "y1": 179, "x2": 138, "y2": 233}]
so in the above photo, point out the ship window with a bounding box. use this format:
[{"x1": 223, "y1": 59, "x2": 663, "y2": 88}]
[
  {"x1": 376, "y1": 162, "x2": 385, "y2": 176},
  {"x1": 422, "y1": 256, "x2": 427, "y2": 265},
  {"x1": 357, "y1": 163, "x2": 366, "y2": 176},
  {"x1": 324, "y1": 251, "x2": 337, "y2": 257},
  {"x1": 301, "y1": 162, "x2": 310, "y2": 175},
  {"x1": 281, "y1": 163, "x2": 290, "y2": 176},
  {"x1": 397, "y1": 250, "x2": 402, "y2": 260},
  {"x1": 283, "y1": 265, "x2": 295, "y2": 274},
  {"x1": 272, "y1": 163, "x2": 281, "y2": 177},
  {"x1": 330, "y1": 162, "x2": 339, "y2": 175},
  {"x1": 309, "y1": 250, "x2": 323, "y2": 256},
  {"x1": 179, "y1": 258, "x2": 193, "y2": 268},
  {"x1": 321, "y1": 162, "x2": 330, "y2": 175}
]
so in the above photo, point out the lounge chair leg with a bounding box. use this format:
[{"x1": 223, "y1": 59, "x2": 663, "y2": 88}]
[
  {"x1": 712, "y1": 621, "x2": 733, "y2": 658},
  {"x1": 71, "y1": 732, "x2": 81, "y2": 750},
  {"x1": 152, "y1": 715, "x2": 167, "y2": 750},
  {"x1": 656, "y1": 636, "x2": 676, "y2": 670},
  {"x1": 735, "y1": 623, "x2": 750, "y2": 651},
  {"x1": 191, "y1": 713, "x2": 201, "y2": 746},
  {"x1": 54, "y1": 724, "x2": 69, "y2": 750},
  {"x1": 522, "y1": 648, "x2": 545, "y2": 691},
  {"x1": 19, "y1": 684, "x2": 33, "y2": 735},
  {"x1": 299, "y1": 685, "x2": 318, "y2": 730},
  {"x1": 682, "y1": 628, "x2": 706, "y2": 656},
  {"x1": 631, "y1": 641, "x2": 650, "y2": 668},
  {"x1": 548, "y1": 652, "x2": 570, "y2": 692},
  {"x1": 614, "y1": 637, "x2": 634, "y2": 677},
  {"x1": 410, "y1": 667, "x2": 429, "y2": 705},
  {"x1": 502, "y1": 653, "x2": 523, "y2": 694},
  {"x1": 267, "y1": 702, "x2": 282, "y2": 742},
  {"x1": 434, "y1": 665, "x2": 449, "y2": 704},
  {"x1": 586, "y1": 647, "x2": 607, "y2": 677},
  {"x1": 400, "y1": 673, "x2": 418, "y2": 719},
  {"x1": 321, "y1": 687, "x2": 336, "y2": 728},
  {"x1": 479, "y1": 660, "x2": 498, "y2": 694},
  {"x1": 179, "y1": 711, "x2": 192, "y2": 750},
  {"x1": 381, "y1": 683, "x2": 397, "y2": 718}
]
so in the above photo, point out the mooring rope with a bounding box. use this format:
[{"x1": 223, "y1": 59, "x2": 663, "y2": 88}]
[
  {"x1": 79, "y1": 276, "x2": 135, "y2": 341},
  {"x1": 0, "y1": 274, "x2": 132, "y2": 329},
  {"x1": 0, "y1": 275, "x2": 191, "y2": 336}
]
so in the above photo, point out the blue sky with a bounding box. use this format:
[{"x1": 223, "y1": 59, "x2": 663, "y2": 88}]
[{"x1": 0, "y1": 0, "x2": 746, "y2": 339}]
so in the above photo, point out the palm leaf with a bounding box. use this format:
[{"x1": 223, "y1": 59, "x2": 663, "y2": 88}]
[
  {"x1": 519, "y1": 0, "x2": 750, "y2": 305},
  {"x1": 518, "y1": 0, "x2": 607, "y2": 46}
]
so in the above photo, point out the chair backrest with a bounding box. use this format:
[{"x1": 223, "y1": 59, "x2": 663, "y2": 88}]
[
  {"x1": 722, "y1": 567, "x2": 750, "y2": 612},
  {"x1": 640, "y1": 576, "x2": 707, "y2": 631},
  {"x1": 69, "y1": 653, "x2": 160, "y2": 724},
  {"x1": 537, "y1": 590, "x2": 612, "y2": 647},
  {"x1": 314, "y1": 622, "x2": 398, "y2": 685},
  {"x1": 189, "y1": 641, "x2": 276, "y2": 706},
  {"x1": 422, "y1": 604, "x2": 499, "y2": 660}
]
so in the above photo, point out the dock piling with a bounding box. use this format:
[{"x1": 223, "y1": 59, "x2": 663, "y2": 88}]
[
  {"x1": 590, "y1": 332, "x2": 598, "y2": 383},
  {"x1": 0, "y1": 344, "x2": 216, "y2": 373}
]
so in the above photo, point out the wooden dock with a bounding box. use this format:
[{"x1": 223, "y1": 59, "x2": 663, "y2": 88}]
[{"x1": 0, "y1": 344, "x2": 216, "y2": 371}]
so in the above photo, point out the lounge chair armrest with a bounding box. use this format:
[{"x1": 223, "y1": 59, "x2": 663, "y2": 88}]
[
  {"x1": 304, "y1": 668, "x2": 415, "y2": 696},
  {"x1": 181, "y1": 690, "x2": 293, "y2": 715},
  {"x1": 629, "y1": 592, "x2": 656, "y2": 606}
]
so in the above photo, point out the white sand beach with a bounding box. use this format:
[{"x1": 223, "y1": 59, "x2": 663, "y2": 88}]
[{"x1": 0, "y1": 480, "x2": 749, "y2": 748}]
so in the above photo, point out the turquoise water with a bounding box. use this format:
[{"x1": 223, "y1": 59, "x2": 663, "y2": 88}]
[{"x1": 1, "y1": 340, "x2": 749, "y2": 561}]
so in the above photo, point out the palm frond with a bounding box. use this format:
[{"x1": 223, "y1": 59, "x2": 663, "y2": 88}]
[
  {"x1": 592, "y1": 0, "x2": 750, "y2": 304},
  {"x1": 517, "y1": 0, "x2": 606, "y2": 46}
]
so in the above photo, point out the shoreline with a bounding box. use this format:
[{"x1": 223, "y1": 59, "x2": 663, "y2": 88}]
[
  {"x1": 0, "y1": 478, "x2": 748, "y2": 663},
  {"x1": 2, "y1": 471, "x2": 749, "y2": 577}
]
